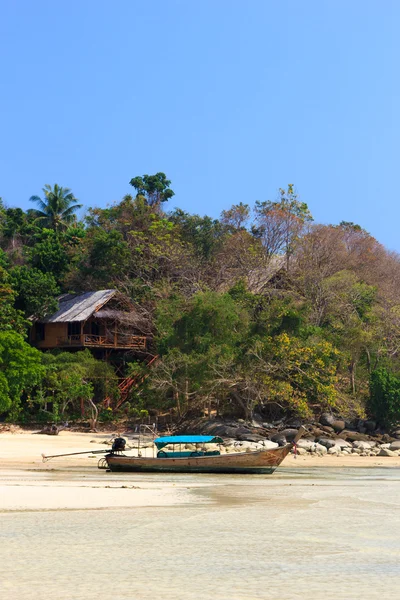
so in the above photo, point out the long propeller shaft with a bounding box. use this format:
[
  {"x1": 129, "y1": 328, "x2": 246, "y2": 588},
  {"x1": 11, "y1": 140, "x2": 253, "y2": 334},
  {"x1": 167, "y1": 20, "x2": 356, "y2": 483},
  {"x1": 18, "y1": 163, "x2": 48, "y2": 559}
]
[{"x1": 41, "y1": 449, "x2": 109, "y2": 462}]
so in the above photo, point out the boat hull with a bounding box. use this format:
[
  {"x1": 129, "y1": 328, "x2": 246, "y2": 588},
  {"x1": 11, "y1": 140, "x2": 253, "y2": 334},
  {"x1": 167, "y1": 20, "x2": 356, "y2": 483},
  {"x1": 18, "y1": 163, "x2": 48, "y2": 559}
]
[{"x1": 105, "y1": 445, "x2": 292, "y2": 474}]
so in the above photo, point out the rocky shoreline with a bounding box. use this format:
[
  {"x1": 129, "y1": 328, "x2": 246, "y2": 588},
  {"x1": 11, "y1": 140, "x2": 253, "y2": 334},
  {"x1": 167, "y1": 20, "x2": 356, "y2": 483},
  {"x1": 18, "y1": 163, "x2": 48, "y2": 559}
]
[{"x1": 178, "y1": 413, "x2": 400, "y2": 458}]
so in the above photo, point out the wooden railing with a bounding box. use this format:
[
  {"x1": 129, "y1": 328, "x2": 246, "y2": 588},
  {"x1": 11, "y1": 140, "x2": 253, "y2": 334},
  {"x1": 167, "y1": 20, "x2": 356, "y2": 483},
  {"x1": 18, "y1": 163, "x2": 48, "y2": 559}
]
[{"x1": 56, "y1": 334, "x2": 146, "y2": 350}]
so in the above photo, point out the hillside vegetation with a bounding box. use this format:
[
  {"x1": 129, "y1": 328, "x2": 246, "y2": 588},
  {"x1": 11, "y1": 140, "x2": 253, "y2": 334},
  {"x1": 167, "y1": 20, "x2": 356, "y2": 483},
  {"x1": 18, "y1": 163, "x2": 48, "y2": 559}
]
[{"x1": 1, "y1": 175, "x2": 400, "y2": 427}]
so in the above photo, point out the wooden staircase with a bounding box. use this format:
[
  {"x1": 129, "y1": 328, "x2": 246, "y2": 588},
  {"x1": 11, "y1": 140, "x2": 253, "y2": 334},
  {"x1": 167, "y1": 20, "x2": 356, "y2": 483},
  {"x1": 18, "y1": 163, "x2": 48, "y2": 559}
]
[{"x1": 104, "y1": 355, "x2": 158, "y2": 410}]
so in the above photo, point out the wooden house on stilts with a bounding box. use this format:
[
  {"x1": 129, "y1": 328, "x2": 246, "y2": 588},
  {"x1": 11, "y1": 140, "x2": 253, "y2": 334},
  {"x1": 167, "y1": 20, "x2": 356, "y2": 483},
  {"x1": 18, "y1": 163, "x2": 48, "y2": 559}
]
[{"x1": 30, "y1": 289, "x2": 147, "y2": 357}]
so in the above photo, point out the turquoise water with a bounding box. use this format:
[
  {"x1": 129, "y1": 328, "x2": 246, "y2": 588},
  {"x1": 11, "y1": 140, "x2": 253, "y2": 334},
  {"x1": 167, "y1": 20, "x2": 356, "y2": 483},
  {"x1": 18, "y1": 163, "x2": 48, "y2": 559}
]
[{"x1": 1, "y1": 468, "x2": 400, "y2": 600}]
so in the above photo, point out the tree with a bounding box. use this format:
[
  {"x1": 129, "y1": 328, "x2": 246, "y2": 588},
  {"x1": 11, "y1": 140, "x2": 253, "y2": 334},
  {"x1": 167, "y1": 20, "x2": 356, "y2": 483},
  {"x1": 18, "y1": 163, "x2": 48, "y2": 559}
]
[
  {"x1": 39, "y1": 350, "x2": 119, "y2": 426},
  {"x1": 129, "y1": 172, "x2": 174, "y2": 206},
  {"x1": 30, "y1": 184, "x2": 82, "y2": 231},
  {"x1": 0, "y1": 251, "x2": 27, "y2": 335},
  {"x1": 253, "y1": 184, "x2": 313, "y2": 269},
  {"x1": 0, "y1": 331, "x2": 44, "y2": 418},
  {"x1": 369, "y1": 368, "x2": 400, "y2": 427},
  {"x1": 9, "y1": 265, "x2": 59, "y2": 318}
]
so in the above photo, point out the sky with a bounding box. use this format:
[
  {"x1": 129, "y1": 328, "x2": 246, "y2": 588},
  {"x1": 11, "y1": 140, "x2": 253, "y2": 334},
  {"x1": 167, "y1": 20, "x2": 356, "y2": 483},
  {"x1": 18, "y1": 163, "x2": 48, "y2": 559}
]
[{"x1": 1, "y1": 0, "x2": 399, "y2": 249}]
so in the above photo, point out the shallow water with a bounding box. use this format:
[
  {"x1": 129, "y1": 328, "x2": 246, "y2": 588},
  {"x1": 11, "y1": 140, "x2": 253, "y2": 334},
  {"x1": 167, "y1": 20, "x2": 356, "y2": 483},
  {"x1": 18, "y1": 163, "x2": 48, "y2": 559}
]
[{"x1": 1, "y1": 467, "x2": 400, "y2": 599}]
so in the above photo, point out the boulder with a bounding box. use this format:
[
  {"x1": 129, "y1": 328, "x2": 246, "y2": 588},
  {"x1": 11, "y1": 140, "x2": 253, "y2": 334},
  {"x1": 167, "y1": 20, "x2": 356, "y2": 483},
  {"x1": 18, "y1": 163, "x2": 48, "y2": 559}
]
[
  {"x1": 262, "y1": 422, "x2": 275, "y2": 429},
  {"x1": 353, "y1": 441, "x2": 372, "y2": 450},
  {"x1": 319, "y1": 413, "x2": 335, "y2": 426},
  {"x1": 341, "y1": 430, "x2": 369, "y2": 442},
  {"x1": 279, "y1": 428, "x2": 299, "y2": 441},
  {"x1": 259, "y1": 440, "x2": 279, "y2": 449},
  {"x1": 328, "y1": 446, "x2": 340, "y2": 455},
  {"x1": 334, "y1": 438, "x2": 353, "y2": 449},
  {"x1": 237, "y1": 433, "x2": 265, "y2": 443},
  {"x1": 286, "y1": 419, "x2": 303, "y2": 429},
  {"x1": 314, "y1": 443, "x2": 327, "y2": 455},
  {"x1": 320, "y1": 425, "x2": 335, "y2": 435},
  {"x1": 364, "y1": 420, "x2": 377, "y2": 432},
  {"x1": 331, "y1": 420, "x2": 346, "y2": 433},
  {"x1": 316, "y1": 437, "x2": 337, "y2": 449},
  {"x1": 389, "y1": 441, "x2": 400, "y2": 451},
  {"x1": 297, "y1": 439, "x2": 316, "y2": 451},
  {"x1": 379, "y1": 448, "x2": 397, "y2": 457}
]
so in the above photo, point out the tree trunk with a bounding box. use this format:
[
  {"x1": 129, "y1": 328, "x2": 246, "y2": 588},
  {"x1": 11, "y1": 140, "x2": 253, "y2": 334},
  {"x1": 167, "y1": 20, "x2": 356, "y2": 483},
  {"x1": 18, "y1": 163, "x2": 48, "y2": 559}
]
[
  {"x1": 87, "y1": 398, "x2": 98, "y2": 431},
  {"x1": 349, "y1": 360, "x2": 356, "y2": 395}
]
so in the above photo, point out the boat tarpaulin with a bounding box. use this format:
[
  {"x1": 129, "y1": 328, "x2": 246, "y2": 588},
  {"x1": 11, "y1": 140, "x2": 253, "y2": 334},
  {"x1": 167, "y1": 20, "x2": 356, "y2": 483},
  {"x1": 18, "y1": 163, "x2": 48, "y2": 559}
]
[{"x1": 154, "y1": 435, "x2": 224, "y2": 449}]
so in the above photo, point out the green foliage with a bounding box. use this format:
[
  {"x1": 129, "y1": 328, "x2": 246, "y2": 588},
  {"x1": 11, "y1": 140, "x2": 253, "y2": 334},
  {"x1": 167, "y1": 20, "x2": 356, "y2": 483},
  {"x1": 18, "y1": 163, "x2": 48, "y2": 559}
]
[
  {"x1": 369, "y1": 368, "x2": 400, "y2": 427},
  {"x1": 30, "y1": 184, "x2": 82, "y2": 231},
  {"x1": 0, "y1": 331, "x2": 44, "y2": 418},
  {"x1": 27, "y1": 229, "x2": 70, "y2": 281},
  {"x1": 3, "y1": 178, "x2": 400, "y2": 425},
  {"x1": 78, "y1": 228, "x2": 131, "y2": 286},
  {"x1": 129, "y1": 172, "x2": 174, "y2": 206},
  {"x1": 39, "y1": 350, "x2": 119, "y2": 421},
  {"x1": 10, "y1": 265, "x2": 59, "y2": 317},
  {"x1": 169, "y1": 209, "x2": 226, "y2": 259},
  {"x1": 0, "y1": 252, "x2": 28, "y2": 334}
]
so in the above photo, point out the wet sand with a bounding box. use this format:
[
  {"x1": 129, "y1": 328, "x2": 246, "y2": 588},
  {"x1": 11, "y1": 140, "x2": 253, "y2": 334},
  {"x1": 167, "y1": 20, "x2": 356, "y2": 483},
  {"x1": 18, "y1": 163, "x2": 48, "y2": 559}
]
[{"x1": 1, "y1": 431, "x2": 400, "y2": 599}]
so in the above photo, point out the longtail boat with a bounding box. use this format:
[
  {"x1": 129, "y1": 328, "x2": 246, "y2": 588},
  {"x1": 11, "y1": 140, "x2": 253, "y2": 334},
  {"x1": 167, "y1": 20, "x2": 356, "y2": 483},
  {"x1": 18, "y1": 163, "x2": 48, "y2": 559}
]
[{"x1": 105, "y1": 428, "x2": 305, "y2": 474}]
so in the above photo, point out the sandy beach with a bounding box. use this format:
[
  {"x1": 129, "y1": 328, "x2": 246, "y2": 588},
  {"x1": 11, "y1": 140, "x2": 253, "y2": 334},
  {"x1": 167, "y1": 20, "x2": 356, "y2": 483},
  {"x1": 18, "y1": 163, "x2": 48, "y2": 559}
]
[
  {"x1": 2, "y1": 429, "x2": 400, "y2": 512},
  {"x1": 3, "y1": 429, "x2": 400, "y2": 470}
]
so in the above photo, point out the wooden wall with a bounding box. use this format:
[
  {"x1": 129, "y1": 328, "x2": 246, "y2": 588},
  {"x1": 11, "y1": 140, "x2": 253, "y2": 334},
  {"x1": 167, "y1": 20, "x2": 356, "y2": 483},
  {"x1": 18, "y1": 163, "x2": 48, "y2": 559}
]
[{"x1": 33, "y1": 323, "x2": 68, "y2": 349}]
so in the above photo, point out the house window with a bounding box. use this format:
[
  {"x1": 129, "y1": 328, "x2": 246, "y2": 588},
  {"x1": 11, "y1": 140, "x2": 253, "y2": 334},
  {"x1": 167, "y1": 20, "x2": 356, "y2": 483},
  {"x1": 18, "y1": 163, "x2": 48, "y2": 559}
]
[
  {"x1": 35, "y1": 323, "x2": 45, "y2": 342},
  {"x1": 68, "y1": 322, "x2": 81, "y2": 336}
]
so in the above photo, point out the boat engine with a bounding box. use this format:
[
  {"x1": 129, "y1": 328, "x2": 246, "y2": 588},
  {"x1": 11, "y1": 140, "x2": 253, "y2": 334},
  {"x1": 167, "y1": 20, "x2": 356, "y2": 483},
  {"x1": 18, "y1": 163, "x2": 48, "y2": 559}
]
[{"x1": 111, "y1": 437, "x2": 126, "y2": 453}]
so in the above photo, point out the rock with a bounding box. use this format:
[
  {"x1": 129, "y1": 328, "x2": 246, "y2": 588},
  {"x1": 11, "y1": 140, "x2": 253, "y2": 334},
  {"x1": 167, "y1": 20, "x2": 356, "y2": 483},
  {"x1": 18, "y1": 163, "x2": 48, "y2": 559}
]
[
  {"x1": 334, "y1": 438, "x2": 353, "y2": 449},
  {"x1": 353, "y1": 441, "x2": 372, "y2": 450},
  {"x1": 237, "y1": 433, "x2": 265, "y2": 443},
  {"x1": 261, "y1": 440, "x2": 279, "y2": 449},
  {"x1": 297, "y1": 439, "x2": 316, "y2": 451},
  {"x1": 316, "y1": 437, "x2": 337, "y2": 449},
  {"x1": 270, "y1": 434, "x2": 287, "y2": 446},
  {"x1": 379, "y1": 448, "x2": 397, "y2": 457},
  {"x1": 319, "y1": 413, "x2": 335, "y2": 426},
  {"x1": 280, "y1": 428, "x2": 299, "y2": 441},
  {"x1": 331, "y1": 420, "x2": 346, "y2": 433},
  {"x1": 389, "y1": 441, "x2": 400, "y2": 451},
  {"x1": 37, "y1": 424, "x2": 59, "y2": 435},
  {"x1": 382, "y1": 434, "x2": 396, "y2": 443},
  {"x1": 286, "y1": 419, "x2": 303, "y2": 429},
  {"x1": 262, "y1": 422, "x2": 275, "y2": 429},
  {"x1": 341, "y1": 430, "x2": 369, "y2": 442},
  {"x1": 364, "y1": 420, "x2": 377, "y2": 432},
  {"x1": 328, "y1": 446, "x2": 340, "y2": 455},
  {"x1": 251, "y1": 420, "x2": 263, "y2": 429},
  {"x1": 352, "y1": 448, "x2": 362, "y2": 454},
  {"x1": 314, "y1": 443, "x2": 327, "y2": 455},
  {"x1": 380, "y1": 443, "x2": 391, "y2": 449},
  {"x1": 320, "y1": 425, "x2": 335, "y2": 434}
]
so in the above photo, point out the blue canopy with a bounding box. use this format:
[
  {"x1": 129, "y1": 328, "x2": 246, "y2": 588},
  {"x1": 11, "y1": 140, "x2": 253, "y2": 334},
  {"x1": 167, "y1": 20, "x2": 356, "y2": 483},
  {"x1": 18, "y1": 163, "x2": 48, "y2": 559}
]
[{"x1": 154, "y1": 435, "x2": 223, "y2": 449}]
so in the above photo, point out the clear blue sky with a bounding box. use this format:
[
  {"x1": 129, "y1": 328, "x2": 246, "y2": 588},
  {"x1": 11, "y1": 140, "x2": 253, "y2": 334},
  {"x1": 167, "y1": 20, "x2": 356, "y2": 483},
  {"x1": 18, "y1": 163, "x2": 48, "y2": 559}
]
[{"x1": 1, "y1": 1, "x2": 399, "y2": 249}]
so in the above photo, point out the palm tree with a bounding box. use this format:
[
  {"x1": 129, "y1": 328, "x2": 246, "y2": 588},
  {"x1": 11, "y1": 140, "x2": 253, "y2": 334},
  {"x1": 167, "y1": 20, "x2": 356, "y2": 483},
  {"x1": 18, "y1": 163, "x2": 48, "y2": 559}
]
[{"x1": 30, "y1": 184, "x2": 82, "y2": 231}]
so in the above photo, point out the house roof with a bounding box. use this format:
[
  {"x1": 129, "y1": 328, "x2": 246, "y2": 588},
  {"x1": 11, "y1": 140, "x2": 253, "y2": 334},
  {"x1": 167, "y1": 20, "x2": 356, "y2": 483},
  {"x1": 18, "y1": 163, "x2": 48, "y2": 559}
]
[{"x1": 39, "y1": 290, "x2": 116, "y2": 323}]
